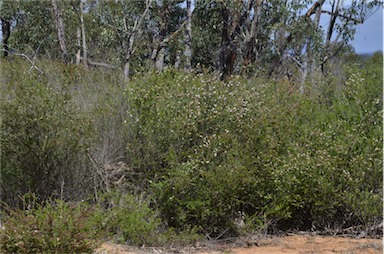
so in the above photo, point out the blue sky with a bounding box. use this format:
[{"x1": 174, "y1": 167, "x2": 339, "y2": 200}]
[{"x1": 350, "y1": 7, "x2": 383, "y2": 53}]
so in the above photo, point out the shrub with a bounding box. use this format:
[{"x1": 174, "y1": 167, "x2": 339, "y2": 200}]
[
  {"x1": 135, "y1": 69, "x2": 382, "y2": 235},
  {"x1": 102, "y1": 192, "x2": 161, "y2": 246},
  {"x1": 90, "y1": 191, "x2": 200, "y2": 246},
  {"x1": 1, "y1": 60, "x2": 94, "y2": 205},
  {"x1": 1, "y1": 58, "x2": 381, "y2": 241},
  {"x1": 0, "y1": 196, "x2": 103, "y2": 253}
]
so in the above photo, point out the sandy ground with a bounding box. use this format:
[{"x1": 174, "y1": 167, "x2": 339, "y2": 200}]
[{"x1": 95, "y1": 235, "x2": 383, "y2": 254}]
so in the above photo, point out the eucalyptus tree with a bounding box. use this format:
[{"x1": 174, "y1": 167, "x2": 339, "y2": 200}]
[
  {"x1": 51, "y1": 0, "x2": 68, "y2": 63},
  {"x1": 191, "y1": 1, "x2": 222, "y2": 70},
  {"x1": 184, "y1": 0, "x2": 193, "y2": 70},
  {"x1": 0, "y1": 17, "x2": 10, "y2": 58},
  {"x1": 0, "y1": 0, "x2": 13, "y2": 58},
  {"x1": 0, "y1": 1, "x2": 58, "y2": 59},
  {"x1": 0, "y1": 0, "x2": 82, "y2": 63},
  {"x1": 286, "y1": 0, "x2": 382, "y2": 93},
  {"x1": 91, "y1": 0, "x2": 153, "y2": 80},
  {"x1": 318, "y1": 0, "x2": 382, "y2": 72},
  {"x1": 148, "y1": 0, "x2": 186, "y2": 72}
]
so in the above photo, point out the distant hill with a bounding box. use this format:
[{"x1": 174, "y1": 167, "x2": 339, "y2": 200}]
[
  {"x1": 358, "y1": 51, "x2": 382, "y2": 61},
  {"x1": 358, "y1": 53, "x2": 374, "y2": 61}
]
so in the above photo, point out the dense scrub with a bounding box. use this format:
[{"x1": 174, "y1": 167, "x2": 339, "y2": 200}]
[{"x1": 0, "y1": 53, "x2": 382, "y2": 252}]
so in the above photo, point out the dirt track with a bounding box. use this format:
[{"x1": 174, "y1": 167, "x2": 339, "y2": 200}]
[{"x1": 96, "y1": 235, "x2": 383, "y2": 254}]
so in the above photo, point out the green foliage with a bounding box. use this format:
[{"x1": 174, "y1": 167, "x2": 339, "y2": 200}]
[
  {"x1": 1, "y1": 53, "x2": 381, "y2": 243},
  {"x1": 2, "y1": 0, "x2": 59, "y2": 58},
  {"x1": 123, "y1": 67, "x2": 382, "y2": 236},
  {"x1": 0, "y1": 59, "x2": 94, "y2": 205},
  {"x1": 0, "y1": 196, "x2": 103, "y2": 253},
  {"x1": 90, "y1": 192, "x2": 200, "y2": 246},
  {"x1": 95, "y1": 192, "x2": 161, "y2": 246}
]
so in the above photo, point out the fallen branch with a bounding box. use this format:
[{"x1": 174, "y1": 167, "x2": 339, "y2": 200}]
[
  {"x1": 87, "y1": 59, "x2": 117, "y2": 69},
  {"x1": 77, "y1": 56, "x2": 117, "y2": 69},
  {"x1": 1, "y1": 48, "x2": 44, "y2": 75}
]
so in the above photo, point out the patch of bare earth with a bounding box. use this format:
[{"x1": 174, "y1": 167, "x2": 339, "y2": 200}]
[{"x1": 95, "y1": 235, "x2": 383, "y2": 254}]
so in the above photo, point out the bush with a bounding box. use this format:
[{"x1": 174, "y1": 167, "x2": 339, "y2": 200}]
[
  {"x1": 0, "y1": 196, "x2": 103, "y2": 253},
  {"x1": 1, "y1": 58, "x2": 381, "y2": 241},
  {"x1": 0, "y1": 60, "x2": 94, "y2": 205},
  {"x1": 90, "y1": 191, "x2": 200, "y2": 246},
  {"x1": 126, "y1": 69, "x2": 382, "y2": 235}
]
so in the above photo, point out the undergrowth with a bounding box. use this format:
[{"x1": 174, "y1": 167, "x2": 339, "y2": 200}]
[{"x1": 0, "y1": 53, "x2": 382, "y2": 251}]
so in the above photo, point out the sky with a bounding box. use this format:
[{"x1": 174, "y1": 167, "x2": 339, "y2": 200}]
[{"x1": 350, "y1": 7, "x2": 383, "y2": 54}]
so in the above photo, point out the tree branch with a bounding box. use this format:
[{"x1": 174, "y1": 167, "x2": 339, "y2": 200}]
[
  {"x1": 321, "y1": 10, "x2": 363, "y2": 24},
  {"x1": 305, "y1": 0, "x2": 325, "y2": 20},
  {"x1": 151, "y1": 20, "x2": 187, "y2": 61},
  {"x1": 1, "y1": 48, "x2": 44, "y2": 74}
]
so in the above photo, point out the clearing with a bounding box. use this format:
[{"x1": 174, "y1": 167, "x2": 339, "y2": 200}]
[{"x1": 96, "y1": 234, "x2": 382, "y2": 254}]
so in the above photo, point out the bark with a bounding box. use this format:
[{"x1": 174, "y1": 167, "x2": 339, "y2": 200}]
[
  {"x1": 314, "y1": 0, "x2": 323, "y2": 26},
  {"x1": 302, "y1": 1, "x2": 326, "y2": 93},
  {"x1": 174, "y1": 53, "x2": 181, "y2": 69},
  {"x1": 300, "y1": 43, "x2": 309, "y2": 94},
  {"x1": 80, "y1": 0, "x2": 88, "y2": 68},
  {"x1": 124, "y1": 34, "x2": 134, "y2": 79},
  {"x1": 220, "y1": 5, "x2": 231, "y2": 80},
  {"x1": 321, "y1": 0, "x2": 340, "y2": 71},
  {"x1": 242, "y1": 0, "x2": 263, "y2": 75},
  {"x1": 155, "y1": 47, "x2": 165, "y2": 72},
  {"x1": 123, "y1": 0, "x2": 152, "y2": 81},
  {"x1": 305, "y1": 0, "x2": 325, "y2": 19},
  {"x1": 1, "y1": 18, "x2": 10, "y2": 58},
  {"x1": 151, "y1": 2, "x2": 170, "y2": 72},
  {"x1": 51, "y1": 0, "x2": 68, "y2": 63},
  {"x1": 184, "y1": 0, "x2": 192, "y2": 71},
  {"x1": 76, "y1": 28, "x2": 81, "y2": 65},
  {"x1": 124, "y1": 60, "x2": 130, "y2": 80},
  {"x1": 151, "y1": 21, "x2": 187, "y2": 71}
]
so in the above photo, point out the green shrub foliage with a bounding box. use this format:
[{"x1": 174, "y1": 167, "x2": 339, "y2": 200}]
[
  {"x1": 0, "y1": 196, "x2": 102, "y2": 253},
  {"x1": 1, "y1": 60, "x2": 94, "y2": 205},
  {"x1": 1, "y1": 53, "x2": 382, "y2": 240},
  {"x1": 124, "y1": 68, "x2": 382, "y2": 235},
  {"x1": 89, "y1": 191, "x2": 200, "y2": 246}
]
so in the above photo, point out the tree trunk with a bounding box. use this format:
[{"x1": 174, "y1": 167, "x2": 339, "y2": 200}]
[
  {"x1": 1, "y1": 18, "x2": 10, "y2": 58},
  {"x1": 300, "y1": 51, "x2": 309, "y2": 94},
  {"x1": 321, "y1": 0, "x2": 340, "y2": 71},
  {"x1": 174, "y1": 52, "x2": 181, "y2": 69},
  {"x1": 151, "y1": 2, "x2": 169, "y2": 72},
  {"x1": 242, "y1": 0, "x2": 263, "y2": 75},
  {"x1": 123, "y1": 0, "x2": 152, "y2": 81},
  {"x1": 155, "y1": 47, "x2": 165, "y2": 71},
  {"x1": 184, "y1": 0, "x2": 192, "y2": 71},
  {"x1": 124, "y1": 59, "x2": 130, "y2": 81},
  {"x1": 220, "y1": 5, "x2": 229, "y2": 80},
  {"x1": 80, "y1": 0, "x2": 88, "y2": 68},
  {"x1": 124, "y1": 34, "x2": 135, "y2": 81},
  {"x1": 51, "y1": 0, "x2": 68, "y2": 63},
  {"x1": 76, "y1": 28, "x2": 81, "y2": 65}
]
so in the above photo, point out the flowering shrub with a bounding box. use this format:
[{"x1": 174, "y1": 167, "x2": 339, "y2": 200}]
[
  {"x1": 0, "y1": 196, "x2": 102, "y2": 253},
  {"x1": 1, "y1": 54, "x2": 381, "y2": 241},
  {"x1": 124, "y1": 68, "x2": 382, "y2": 236}
]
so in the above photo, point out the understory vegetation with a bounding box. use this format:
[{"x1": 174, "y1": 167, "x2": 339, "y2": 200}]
[{"x1": 0, "y1": 52, "x2": 382, "y2": 252}]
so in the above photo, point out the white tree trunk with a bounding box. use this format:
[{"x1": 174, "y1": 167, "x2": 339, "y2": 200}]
[
  {"x1": 76, "y1": 28, "x2": 81, "y2": 65},
  {"x1": 123, "y1": 0, "x2": 152, "y2": 81},
  {"x1": 124, "y1": 61, "x2": 130, "y2": 82},
  {"x1": 51, "y1": 0, "x2": 68, "y2": 63},
  {"x1": 184, "y1": 0, "x2": 192, "y2": 71},
  {"x1": 155, "y1": 47, "x2": 165, "y2": 72},
  {"x1": 80, "y1": 0, "x2": 88, "y2": 68}
]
